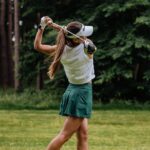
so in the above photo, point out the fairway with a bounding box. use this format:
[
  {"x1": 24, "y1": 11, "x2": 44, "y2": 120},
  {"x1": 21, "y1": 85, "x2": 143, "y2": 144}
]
[{"x1": 0, "y1": 110, "x2": 150, "y2": 150}]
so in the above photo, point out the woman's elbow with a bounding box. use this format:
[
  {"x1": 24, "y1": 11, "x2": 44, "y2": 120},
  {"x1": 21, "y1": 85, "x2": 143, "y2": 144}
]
[{"x1": 34, "y1": 41, "x2": 39, "y2": 50}]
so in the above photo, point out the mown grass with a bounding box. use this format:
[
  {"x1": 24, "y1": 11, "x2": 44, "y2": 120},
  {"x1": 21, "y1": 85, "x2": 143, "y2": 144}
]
[{"x1": 0, "y1": 109, "x2": 150, "y2": 150}]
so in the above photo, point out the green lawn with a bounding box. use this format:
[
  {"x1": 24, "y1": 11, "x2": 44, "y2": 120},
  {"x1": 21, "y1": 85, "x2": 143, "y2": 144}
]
[{"x1": 0, "y1": 110, "x2": 150, "y2": 150}]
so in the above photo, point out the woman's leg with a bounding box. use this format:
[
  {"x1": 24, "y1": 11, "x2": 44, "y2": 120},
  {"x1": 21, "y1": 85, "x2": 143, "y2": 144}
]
[
  {"x1": 76, "y1": 118, "x2": 88, "y2": 150},
  {"x1": 46, "y1": 116, "x2": 84, "y2": 150}
]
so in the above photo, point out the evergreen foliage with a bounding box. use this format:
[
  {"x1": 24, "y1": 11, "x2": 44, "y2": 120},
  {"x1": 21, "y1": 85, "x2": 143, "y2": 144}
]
[{"x1": 19, "y1": 0, "x2": 150, "y2": 101}]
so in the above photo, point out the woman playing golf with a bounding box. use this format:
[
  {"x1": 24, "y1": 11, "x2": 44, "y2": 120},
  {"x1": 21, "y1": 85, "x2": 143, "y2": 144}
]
[{"x1": 34, "y1": 16, "x2": 96, "y2": 150}]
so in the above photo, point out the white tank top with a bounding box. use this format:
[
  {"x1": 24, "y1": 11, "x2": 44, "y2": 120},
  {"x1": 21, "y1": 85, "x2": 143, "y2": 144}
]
[{"x1": 60, "y1": 43, "x2": 95, "y2": 84}]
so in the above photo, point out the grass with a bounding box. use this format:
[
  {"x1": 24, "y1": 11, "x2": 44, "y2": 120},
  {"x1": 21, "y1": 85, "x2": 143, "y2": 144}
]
[
  {"x1": 0, "y1": 109, "x2": 150, "y2": 150},
  {"x1": 0, "y1": 89, "x2": 150, "y2": 110},
  {"x1": 0, "y1": 89, "x2": 62, "y2": 110}
]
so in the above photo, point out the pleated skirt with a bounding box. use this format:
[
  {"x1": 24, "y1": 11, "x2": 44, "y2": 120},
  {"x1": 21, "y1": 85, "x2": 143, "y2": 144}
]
[{"x1": 59, "y1": 83, "x2": 93, "y2": 118}]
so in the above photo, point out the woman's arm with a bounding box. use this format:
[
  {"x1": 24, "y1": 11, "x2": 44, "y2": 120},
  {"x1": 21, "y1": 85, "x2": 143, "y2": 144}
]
[
  {"x1": 34, "y1": 28, "x2": 57, "y2": 55},
  {"x1": 34, "y1": 17, "x2": 57, "y2": 55}
]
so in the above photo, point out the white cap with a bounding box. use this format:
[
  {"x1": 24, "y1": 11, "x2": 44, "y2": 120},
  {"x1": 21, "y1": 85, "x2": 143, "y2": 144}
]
[{"x1": 76, "y1": 24, "x2": 93, "y2": 37}]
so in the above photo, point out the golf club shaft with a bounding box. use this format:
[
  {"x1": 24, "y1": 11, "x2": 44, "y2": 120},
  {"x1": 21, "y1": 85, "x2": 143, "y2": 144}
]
[
  {"x1": 47, "y1": 20, "x2": 97, "y2": 52},
  {"x1": 47, "y1": 21, "x2": 85, "y2": 42}
]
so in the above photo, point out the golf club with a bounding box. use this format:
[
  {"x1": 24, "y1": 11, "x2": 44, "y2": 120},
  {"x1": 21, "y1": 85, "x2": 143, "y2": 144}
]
[{"x1": 47, "y1": 21, "x2": 97, "y2": 54}]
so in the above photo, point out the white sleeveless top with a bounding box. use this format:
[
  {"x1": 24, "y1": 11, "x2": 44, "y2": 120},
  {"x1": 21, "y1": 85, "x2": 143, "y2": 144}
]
[{"x1": 60, "y1": 43, "x2": 95, "y2": 84}]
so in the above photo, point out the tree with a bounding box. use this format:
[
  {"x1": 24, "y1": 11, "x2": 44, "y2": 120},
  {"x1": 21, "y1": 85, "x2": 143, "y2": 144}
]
[
  {"x1": 0, "y1": 0, "x2": 8, "y2": 89},
  {"x1": 14, "y1": 0, "x2": 20, "y2": 91},
  {"x1": 0, "y1": 0, "x2": 149, "y2": 101},
  {"x1": 7, "y1": 0, "x2": 14, "y2": 87}
]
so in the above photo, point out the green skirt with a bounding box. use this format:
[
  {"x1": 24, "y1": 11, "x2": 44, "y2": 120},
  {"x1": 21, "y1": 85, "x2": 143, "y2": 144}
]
[{"x1": 59, "y1": 83, "x2": 93, "y2": 118}]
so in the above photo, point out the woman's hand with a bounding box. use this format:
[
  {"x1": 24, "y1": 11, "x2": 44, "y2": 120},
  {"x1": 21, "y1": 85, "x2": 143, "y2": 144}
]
[
  {"x1": 39, "y1": 16, "x2": 53, "y2": 30},
  {"x1": 40, "y1": 16, "x2": 62, "y2": 32}
]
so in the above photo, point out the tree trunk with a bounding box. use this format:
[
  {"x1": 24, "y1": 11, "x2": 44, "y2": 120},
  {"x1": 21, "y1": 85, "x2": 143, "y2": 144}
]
[
  {"x1": 7, "y1": 0, "x2": 14, "y2": 87},
  {"x1": 0, "y1": 0, "x2": 8, "y2": 89},
  {"x1": 36, "y1": 13, "x2": 43, "y2": 90},
  {"x1": 36, "y1": 70, "x2": 43, "y2": 90},
  {"x1": 36, "y1": 67, "x2": 43, "y2": 90},
  {"x1": 14, "y1": 0, "x2": 20, "y2": 91},
  {"x1": 134, "y1": 63, "x2": 140, "y2": 80},
  {"x1": 0, "y1": 1, "x2": 2, "y2": 86}
]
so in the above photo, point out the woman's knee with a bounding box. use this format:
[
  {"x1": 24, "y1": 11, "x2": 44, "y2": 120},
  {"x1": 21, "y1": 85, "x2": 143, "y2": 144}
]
[{"x1": 59, "y1": 131, "x2": 72, "y2": 143}]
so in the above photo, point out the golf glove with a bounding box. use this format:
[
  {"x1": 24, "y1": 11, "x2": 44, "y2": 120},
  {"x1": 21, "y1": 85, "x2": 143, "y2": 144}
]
[
  {"x1": 84, "y1": 40, "x2": 97, "y2": 54},
  {"x1": 39, "y1": 16, "x2": 51, "y2": 30}
]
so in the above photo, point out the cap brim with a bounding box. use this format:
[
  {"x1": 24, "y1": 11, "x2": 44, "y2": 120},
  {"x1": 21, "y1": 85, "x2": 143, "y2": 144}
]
[{"x1": 76, "y1": 25, "x2": 93, "y2": 37}]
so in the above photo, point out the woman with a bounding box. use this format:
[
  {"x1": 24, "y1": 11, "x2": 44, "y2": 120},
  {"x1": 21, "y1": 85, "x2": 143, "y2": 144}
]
[{"x1": 34, "y1": 16, "x2": 96, "y2": 150}]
